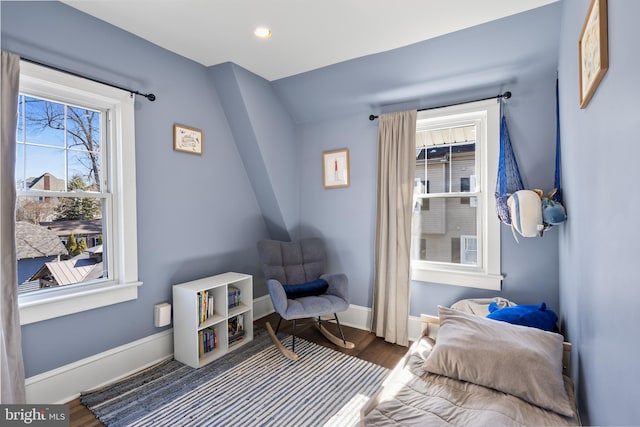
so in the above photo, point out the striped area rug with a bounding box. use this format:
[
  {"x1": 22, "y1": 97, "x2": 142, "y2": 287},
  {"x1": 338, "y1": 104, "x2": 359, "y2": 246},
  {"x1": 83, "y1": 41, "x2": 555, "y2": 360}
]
[{"x1": 81, "y1": 330, "x2": 389, "y2": 426}]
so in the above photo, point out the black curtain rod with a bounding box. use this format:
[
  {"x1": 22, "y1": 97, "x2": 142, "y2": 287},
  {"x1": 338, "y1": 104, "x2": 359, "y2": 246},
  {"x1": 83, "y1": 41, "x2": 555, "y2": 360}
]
[
  {"x1": 20, "y1": 56, "x2": 156, "y2": 102},
  {"x1": 368, "y1": 91, "x2": 511, "y2": 121}
]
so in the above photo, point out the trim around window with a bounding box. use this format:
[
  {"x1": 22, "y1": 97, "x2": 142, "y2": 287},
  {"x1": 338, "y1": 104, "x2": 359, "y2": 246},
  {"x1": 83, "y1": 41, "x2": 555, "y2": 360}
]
[
  {"x1": 17, "y1": 61, "x2": 141, "y2": 325},
  {"x1": 19, "y1": 280, "x2": 142, "y2": 325},
  {"x1": 411, "y1": 99, "x2": 502, "y2": 290},
  {"x1": 412, "y1": 265, "x2": 503, "y2": 290}
]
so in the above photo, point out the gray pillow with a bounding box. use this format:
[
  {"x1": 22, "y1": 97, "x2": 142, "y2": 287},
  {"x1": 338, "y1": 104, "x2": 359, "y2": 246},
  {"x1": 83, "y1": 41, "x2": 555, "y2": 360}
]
[{"x1": 423, "y1": 306, "x2": 573, "y2": 417}]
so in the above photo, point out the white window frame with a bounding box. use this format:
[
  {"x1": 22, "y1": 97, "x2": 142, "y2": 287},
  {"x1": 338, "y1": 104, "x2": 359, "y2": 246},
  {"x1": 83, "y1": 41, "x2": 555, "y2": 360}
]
[
  {"x1": 17, "y1": 61, "x2": 141, "y2": 325},
  {"x1": 411, "y1": 99, "x2": 502, "y2": 290}
]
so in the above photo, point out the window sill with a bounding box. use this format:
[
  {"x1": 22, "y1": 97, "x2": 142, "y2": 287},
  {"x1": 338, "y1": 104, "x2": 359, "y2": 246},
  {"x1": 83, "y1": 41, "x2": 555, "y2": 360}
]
[
  {"x1": 18, "y1": 280, "x2": 142, "y2": 325},
  {"x1": 411, "y1": 267, "x2": 502, "y2": 290}
]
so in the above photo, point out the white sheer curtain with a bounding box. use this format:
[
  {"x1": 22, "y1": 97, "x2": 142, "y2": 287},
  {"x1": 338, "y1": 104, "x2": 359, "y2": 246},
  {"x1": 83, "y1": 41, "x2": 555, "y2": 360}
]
[
  {"x1": 371, "y1": 110, "x2": 416, "y2": 346},
  {"x1": 1, "y1": 50, "x2": 26, "y2": 403}
]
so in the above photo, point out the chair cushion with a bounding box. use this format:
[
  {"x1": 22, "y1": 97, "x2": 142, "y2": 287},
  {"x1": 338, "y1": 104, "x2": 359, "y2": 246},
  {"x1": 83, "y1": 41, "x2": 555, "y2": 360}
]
[
  {"x1": 282, "y1": 279, "x2": 329, "y2": 299},
  {"x1": 283, "y1": 294, "x2": 349, "y2": 319}
]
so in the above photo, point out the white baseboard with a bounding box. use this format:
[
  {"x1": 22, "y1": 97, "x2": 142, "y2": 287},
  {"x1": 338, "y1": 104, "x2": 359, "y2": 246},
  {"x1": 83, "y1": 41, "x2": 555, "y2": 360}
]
[
  {"x1": 252, "y1": 294, "x2": 274, "y2": 320},
  {"x1": 25, "y1": 299, "x2": 420, "y2": 404},
  {"x1": 336, "y1": 304, "x2": 372, "y2": 330},
  {"x1": 338, "y1": 304, "x2": 422, "y2": 343},
  {"x1": 25, "y1": 329, "x2": 174, "y2": 404}
]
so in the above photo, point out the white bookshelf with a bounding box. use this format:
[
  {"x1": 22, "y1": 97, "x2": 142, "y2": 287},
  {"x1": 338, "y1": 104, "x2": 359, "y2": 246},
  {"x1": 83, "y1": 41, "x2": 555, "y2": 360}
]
[{"x1": 173, "y1": 272, "x2": 253, "y2": 368}]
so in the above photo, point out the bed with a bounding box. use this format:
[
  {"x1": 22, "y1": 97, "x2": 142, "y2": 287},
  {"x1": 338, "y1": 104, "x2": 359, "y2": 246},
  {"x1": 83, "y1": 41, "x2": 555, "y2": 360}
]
[{"x1": 361, "y1": 302, "x2": 581, "y2": 426}]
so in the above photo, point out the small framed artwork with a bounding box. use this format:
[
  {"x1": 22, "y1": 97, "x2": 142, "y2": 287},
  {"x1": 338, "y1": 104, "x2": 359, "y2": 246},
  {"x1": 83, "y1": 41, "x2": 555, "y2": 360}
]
[
  {"x1": 323, "y1": 148, "x2": 350, "y2": 189},
  {"x1": 579, "y1": 0, "x2": 608, "y2": 109},
  {"x1": 174, "y1": 124, "x2": 203, "y2": 155}
]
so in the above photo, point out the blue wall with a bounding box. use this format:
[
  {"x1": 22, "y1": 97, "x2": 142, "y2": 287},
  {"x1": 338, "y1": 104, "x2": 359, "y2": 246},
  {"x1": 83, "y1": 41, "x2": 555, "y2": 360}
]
[
  {"x1": 279, "y1": 4, "x2": 563, "y2": 314},
  {"x1": 2, "y1": 1, "x2": 270, "y2": 377},
  {"x1": 1, "y1": 0, "x2": 566, "y2": 376},
  {"x1": 557, "y1": 0, "x2": 640, "y2": 424},
  {"x1": 8, "y1": 5, "x2": 630, "y2": 423},
  {"x1": 209, "y1": 62, "x2": 300, "y2": 243}
]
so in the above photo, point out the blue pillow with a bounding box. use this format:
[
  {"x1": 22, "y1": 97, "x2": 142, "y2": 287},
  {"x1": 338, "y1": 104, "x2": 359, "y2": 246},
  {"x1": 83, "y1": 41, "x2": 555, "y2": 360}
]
[
  {"x1": 282, "y1": 279, "x2": 329, "y2": 299},
  {"x1": 486, "y1": 302, "x2": 558, "y2": 331}
]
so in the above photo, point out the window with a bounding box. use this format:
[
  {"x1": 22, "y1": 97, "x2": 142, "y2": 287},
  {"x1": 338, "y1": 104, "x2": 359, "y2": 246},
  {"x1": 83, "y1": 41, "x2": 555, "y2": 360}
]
[
  {"x1": 16, "y1": 62, "x2": 141, "y2": 324},
  {"x1": 411, "y1": 99, "x2": 502, "y2": 290}
]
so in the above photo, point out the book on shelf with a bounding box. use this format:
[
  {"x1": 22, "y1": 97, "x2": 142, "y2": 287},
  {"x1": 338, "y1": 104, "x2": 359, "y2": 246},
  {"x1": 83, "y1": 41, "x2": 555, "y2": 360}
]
[
  {"x1": 199, "y1": 326, "x2": 217, "y2": 356},
  {"x1": 208, "y1": 295, "x2": 214, "y2": 317},
  {"x1": 228, "y1": 313, "x2": 245, "y2": 345},
  {"x1": 198, "y1": 290, "x2": 215, "y2": 325},
  {"x1": 228, "y1": 286, "x2": 241, "y2": 309}
]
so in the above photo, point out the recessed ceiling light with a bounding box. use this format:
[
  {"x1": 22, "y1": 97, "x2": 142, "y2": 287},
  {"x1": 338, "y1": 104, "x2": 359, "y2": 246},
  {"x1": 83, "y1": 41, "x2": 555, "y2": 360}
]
[{"x1": 254, "y1": 27, "x2": 272, "y2": 39}]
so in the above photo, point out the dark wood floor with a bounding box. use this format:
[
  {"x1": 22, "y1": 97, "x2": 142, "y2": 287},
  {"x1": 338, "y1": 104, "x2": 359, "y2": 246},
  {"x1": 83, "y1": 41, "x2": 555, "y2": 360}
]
[{"x1": 68, "y1": 313, "x2": 407, "y2": 427}]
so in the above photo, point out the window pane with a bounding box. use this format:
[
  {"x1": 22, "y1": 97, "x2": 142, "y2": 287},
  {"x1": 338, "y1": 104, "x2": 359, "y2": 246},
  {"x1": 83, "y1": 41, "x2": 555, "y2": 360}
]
[
  {"x1": 24, "y1": 145, "x2": 65, "y2": 190},
  {"x1": 67, "y1": 106, "x2": 101, "y2": 191},
  {"x1": 411, "y1": 196, "x2": 477, "y2": 265},
  {"x1": 16, "y1": 197, "x2": 107, "y2": 295},
  {"x1": 68, "y1": 153, "x2": 101, "y2": 192},
  {"x1": 426, "y1": 147, "x2": 448, "y2": 193},
  {"x1": 416, "y1": 124, "x2": 476, "y2": 195},
  {"x1": 450, "y1": 143, "x2": 475, "y2": 192},
  {"x1": 414, "y1": 123, "x2": 479, "y2": 267},
  {"x1": 19, "y1": 97, "x2": 103, "y2": 193},
  {"x1": 24, "y1": 96, "x2": 66, "y2": 148}
]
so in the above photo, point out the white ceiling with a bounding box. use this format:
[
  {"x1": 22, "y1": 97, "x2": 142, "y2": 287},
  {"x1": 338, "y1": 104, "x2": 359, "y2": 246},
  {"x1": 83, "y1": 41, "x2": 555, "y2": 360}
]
[{"x1": 62, "y1": 0, "x2": 558, "y2": 82}]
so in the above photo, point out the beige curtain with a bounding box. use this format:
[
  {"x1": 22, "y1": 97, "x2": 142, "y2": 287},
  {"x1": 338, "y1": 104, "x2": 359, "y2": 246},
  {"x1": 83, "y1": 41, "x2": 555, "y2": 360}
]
[
  {"x1": 372, "y1": 110, "x2": 416, "y2": 346},
  {"x1": 1, "y1": 51, "x2": 25, "y2": 403}
]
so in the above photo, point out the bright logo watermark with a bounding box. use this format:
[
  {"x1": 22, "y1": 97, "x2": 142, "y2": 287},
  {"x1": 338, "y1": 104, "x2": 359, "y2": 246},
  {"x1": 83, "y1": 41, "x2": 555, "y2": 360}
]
[{"x1": 1, "y1": 405, "x2": 68, "y2": 426}]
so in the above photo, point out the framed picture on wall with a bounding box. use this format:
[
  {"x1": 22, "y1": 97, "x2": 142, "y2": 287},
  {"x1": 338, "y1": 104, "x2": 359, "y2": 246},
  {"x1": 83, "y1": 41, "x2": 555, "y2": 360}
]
[
  {"x1": 174, "y1": 124, "x2": 203, "y2": 155},
  {"x1": 323, "y1": 148, "x2": 350, "y2": 189},
  {"x1": 579, "y1": 0, "x2": 608, "y2": 109}
]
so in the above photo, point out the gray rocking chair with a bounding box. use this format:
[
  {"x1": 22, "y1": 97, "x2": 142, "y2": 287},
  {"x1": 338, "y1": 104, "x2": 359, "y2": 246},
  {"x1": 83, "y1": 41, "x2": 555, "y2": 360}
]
[{"x1": 257, "y1": 238, "x2": 354, "y2": 360}]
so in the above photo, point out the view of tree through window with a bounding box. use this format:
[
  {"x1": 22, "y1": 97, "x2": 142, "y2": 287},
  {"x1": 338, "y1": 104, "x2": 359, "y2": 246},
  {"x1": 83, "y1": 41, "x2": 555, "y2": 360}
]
[{"x1": 15, "y1": 94, "x2": 108, "y2": 294}]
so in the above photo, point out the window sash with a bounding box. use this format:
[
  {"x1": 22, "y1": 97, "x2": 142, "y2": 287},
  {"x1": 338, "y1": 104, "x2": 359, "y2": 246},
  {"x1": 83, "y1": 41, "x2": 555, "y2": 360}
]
[
  {"x1": 411, "y1": 99, "x2": 502, "y2": 290},
  {"x1": 16, "y1": 92, "x2": 111, "y2": 292},
  {"x1": 17, "y1": 190, "x2": 108, "y2": 199},
  {"x1": 415, "y1": 191, "x2": 480, "y2": 199},
  {"x1": 412, "y1": 194, "x2": 483, "y2": 270},
  {"x1": 16, "y1": 94, "x2": 106, "y2": 194}
]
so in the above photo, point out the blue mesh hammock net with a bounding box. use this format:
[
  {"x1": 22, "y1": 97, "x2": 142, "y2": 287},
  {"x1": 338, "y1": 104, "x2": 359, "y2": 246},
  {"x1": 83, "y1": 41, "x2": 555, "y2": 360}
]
[
  {"x1": 495, "y1": 114, "x2": 524, "y2": 225},
  {"x1": 496, "y1": 79, "x2": 564, "y2": 226},
  {"x1": 551, "y1": 79, "x2": 563, "y2": 205}
]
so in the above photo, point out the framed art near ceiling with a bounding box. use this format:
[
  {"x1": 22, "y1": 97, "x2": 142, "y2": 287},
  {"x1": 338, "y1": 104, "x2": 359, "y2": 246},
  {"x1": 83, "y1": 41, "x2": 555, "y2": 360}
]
[
  {"x1": 579, "y1": 0, "x2": 608, "y2": 109},
  {"x1": 174, "y1": 124, "x2": 203, "y2": 155},
  {"x1": 323, "y1": 148, "x2": 350, "y2": 189}
]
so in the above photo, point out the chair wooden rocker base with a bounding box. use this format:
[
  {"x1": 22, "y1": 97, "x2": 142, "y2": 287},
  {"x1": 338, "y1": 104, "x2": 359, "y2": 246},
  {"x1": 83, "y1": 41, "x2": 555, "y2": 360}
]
[{"x1": 265, "y1": 314, "x2": 355, "y2": 361}]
